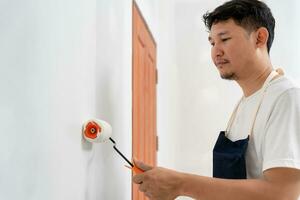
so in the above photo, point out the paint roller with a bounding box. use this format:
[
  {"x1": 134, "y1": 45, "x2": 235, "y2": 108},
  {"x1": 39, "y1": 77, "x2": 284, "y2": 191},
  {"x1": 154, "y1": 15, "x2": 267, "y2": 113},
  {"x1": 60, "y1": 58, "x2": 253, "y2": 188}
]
[{"x1": 82, "y1": 119, "x2": 143, "y2": 174}]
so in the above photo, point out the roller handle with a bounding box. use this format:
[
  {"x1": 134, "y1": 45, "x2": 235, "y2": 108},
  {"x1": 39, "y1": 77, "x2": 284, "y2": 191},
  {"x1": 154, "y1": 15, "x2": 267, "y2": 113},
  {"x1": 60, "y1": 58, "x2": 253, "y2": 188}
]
[
  {"x1": 124, "y1": 165, "x2": 144, "y2": 174},
  {"x1": 109, "y1": 138, "x2": 144, "y2": 174}
]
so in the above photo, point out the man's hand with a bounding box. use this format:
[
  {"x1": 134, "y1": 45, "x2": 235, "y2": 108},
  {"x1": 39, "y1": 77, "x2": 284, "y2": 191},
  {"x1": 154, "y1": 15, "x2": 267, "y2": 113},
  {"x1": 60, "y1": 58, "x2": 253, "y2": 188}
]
[
  {"x1": 132, "y1": 158, "x2": 300, "y2": 200},
  {"x1": 132, "y1": 159, "x2": 182, "y2": 200}
]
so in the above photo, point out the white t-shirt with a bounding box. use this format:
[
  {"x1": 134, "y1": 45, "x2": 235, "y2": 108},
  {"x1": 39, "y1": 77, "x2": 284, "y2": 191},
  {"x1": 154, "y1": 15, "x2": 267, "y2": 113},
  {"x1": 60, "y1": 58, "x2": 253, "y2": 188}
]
[{"x1": 228, "y1": 76, "x2": 300, "y2": 179}]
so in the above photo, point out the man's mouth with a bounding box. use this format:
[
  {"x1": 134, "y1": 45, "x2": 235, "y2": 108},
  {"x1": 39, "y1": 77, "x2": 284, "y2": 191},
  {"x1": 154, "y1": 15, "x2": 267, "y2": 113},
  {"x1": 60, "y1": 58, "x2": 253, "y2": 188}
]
[{"x1": 215, "y1": 60, "x2": 229, "y2": 67}]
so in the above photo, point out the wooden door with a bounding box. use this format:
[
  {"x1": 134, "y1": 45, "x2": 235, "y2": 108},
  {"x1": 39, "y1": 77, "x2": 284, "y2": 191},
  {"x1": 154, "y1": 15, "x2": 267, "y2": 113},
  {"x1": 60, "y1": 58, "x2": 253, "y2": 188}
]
[{"x1": 132, "y1": 1, "x2": 157, "y2": 200}]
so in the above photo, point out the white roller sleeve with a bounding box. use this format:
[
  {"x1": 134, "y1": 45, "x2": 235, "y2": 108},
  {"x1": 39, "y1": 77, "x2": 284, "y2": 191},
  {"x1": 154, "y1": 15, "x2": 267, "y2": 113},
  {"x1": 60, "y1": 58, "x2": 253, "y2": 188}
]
[{"x1": 82, "y1": 119, "x2": 112, "y2": 143}]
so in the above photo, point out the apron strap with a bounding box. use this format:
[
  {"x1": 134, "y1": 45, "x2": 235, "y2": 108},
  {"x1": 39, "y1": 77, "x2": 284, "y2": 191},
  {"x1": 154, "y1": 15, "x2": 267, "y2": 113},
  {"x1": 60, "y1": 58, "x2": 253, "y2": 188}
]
[
  {"x1": 225, "y1": 69, "x2": 284, "y2": 136},
  {"x1": 249, "y1": 69, "x2": 283, "y2": 136},
  {"x1": 225, "y1": 97, "x2": 243, "y2": 134}
]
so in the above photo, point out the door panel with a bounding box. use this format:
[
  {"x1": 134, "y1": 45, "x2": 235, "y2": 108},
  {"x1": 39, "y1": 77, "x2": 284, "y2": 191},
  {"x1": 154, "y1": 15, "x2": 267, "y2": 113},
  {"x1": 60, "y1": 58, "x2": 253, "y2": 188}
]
[{"x1": 132, "y1": 2, "x2": 157, "y2": 200}]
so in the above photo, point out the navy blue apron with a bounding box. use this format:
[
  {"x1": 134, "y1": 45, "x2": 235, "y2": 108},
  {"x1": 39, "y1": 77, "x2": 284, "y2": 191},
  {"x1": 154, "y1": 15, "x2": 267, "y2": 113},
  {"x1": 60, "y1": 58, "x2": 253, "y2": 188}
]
[
  {"x1": 213, "y1": 71, "x2": 281, "y2": 179},
  {"x1": 213, "y1": 131, "x2": 249, "y2": 179}
]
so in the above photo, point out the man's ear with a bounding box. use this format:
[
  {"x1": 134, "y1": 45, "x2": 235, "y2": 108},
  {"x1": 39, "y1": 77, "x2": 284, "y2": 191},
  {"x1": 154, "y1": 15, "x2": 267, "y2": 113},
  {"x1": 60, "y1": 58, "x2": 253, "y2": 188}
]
[{"x1": 255, "y1": 27, "x2": 269, "y2": 49}]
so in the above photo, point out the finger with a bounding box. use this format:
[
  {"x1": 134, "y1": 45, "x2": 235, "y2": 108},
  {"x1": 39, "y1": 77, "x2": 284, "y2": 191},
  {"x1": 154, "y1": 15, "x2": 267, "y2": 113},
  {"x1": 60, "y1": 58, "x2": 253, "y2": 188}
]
[
  {"x1": 133, "y1": 158, "x2": 153, "y2": 171},
  {"x1": 132, "y1": 173, "x2": 144, "y2": 184},
  {"x1": 139, "y1": 183, "x2": 147, "y2": 192},
  {"x1": 144, "y1": 191, "x2": 152, "y2": 198}
]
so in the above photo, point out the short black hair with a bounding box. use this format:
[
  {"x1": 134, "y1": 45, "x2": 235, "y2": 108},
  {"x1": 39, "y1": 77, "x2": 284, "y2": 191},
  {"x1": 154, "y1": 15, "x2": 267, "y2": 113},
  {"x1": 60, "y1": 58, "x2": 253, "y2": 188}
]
[{"x1": 203, "y1": 0, "x2": 275, "y2": 53}]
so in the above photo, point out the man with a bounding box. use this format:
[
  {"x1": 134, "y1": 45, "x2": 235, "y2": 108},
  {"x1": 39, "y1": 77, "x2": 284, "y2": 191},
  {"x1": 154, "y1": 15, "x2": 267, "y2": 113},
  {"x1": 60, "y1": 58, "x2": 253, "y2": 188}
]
[{"x1": 133, "y1": 0, "x2": 300, "y2": 199}]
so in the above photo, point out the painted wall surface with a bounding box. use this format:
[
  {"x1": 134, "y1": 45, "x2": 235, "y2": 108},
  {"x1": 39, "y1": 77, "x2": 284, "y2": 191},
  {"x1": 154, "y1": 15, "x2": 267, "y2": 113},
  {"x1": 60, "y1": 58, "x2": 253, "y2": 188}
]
[
  {"x1": 266, "y1": 0, "x2": 300, "y2": 82},
  {"x1": 95, "y1": 0, "x2": 132, "y2": 199},
  {"x1": 0, "y1": 0, "x2": 132, "y2": 199}
]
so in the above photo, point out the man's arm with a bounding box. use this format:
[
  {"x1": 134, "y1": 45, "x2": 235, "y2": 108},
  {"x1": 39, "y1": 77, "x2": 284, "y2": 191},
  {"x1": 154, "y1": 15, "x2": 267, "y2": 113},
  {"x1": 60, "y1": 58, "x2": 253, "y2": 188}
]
[
  {"x1": 179, "y1": 167, "x2": 300, "y2": 200},
  {"x1": 133, "y1": 160, "x2": 300, "y2": 200}
]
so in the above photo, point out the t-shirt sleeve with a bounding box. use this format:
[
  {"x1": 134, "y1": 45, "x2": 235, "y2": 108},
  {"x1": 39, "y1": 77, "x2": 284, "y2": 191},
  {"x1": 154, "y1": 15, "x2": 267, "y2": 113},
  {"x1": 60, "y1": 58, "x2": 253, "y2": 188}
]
[{"x1": 262, "y1": 88, "x2": 300, "y2": 172}]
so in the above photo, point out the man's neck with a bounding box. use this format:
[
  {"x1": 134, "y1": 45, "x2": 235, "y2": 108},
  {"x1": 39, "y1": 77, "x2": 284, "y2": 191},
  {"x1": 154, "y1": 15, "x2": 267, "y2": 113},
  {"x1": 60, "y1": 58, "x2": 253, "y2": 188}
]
[{"x1": 237, "y1": 67, "x2": 273, "y2": 97}]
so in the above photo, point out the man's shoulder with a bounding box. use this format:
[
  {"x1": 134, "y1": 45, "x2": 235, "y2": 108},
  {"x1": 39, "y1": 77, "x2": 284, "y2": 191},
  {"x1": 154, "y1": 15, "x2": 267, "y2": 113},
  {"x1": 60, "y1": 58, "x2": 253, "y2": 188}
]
[
  {"x1": 268, "y1": 76, "x2": 300, "y2": 96},
  {"x1": 266, "y1": 76, "x2": 300, "y2": 106},
  {"x1": 260, "y1": 76, "x2": 300, "y2": 108}
]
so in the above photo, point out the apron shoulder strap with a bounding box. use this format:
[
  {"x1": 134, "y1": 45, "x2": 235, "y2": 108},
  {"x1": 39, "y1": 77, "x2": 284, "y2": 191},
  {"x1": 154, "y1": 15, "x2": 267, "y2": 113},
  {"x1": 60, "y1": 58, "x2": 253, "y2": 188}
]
[{"x1": 225, "y1": 69, "x2": 284, "y2": 136}]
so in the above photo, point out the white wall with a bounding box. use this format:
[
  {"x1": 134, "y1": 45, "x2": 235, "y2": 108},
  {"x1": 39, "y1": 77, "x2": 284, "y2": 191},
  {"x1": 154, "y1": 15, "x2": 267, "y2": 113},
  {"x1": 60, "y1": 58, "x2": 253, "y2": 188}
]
[
  {"x1": 0, "y1": 0, "x2": 133, "y2": 199},
  {"x1": 134, "y1": 0, "x2": 181, "y2": 170},
  {"x1": 95, "y1": 0, "x2": 132, "y2": 199},
  {"x1": 155, "y1": 0, "x2": 181, "y2": 169},
  {"x1": 266, "y1": 0, "x2": 300, "y2": 82}
]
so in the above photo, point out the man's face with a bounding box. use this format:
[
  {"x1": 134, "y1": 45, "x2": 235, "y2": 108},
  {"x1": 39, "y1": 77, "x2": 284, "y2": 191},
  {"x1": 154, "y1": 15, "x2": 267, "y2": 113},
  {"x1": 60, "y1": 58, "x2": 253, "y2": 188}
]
[{"x1": 208, "y1": 19, "x2": 257, "y2": 80}]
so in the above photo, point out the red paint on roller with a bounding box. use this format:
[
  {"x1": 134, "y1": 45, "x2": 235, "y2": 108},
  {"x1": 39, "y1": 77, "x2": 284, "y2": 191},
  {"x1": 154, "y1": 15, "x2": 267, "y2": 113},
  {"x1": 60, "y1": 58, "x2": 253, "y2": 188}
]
[{"x1": 84, "y1": 121, "x2": 101, "y2": 139}]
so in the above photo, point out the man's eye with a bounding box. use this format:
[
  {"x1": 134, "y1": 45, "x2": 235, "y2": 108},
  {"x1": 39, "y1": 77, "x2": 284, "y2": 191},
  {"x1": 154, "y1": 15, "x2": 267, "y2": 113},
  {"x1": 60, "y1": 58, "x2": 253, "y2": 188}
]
[
  {"x1": 210, "y1": 42, "x2": 215, "y2": 46},
  {"x1": 222, "y1": 38, "x2": 231, "y2": 42}
]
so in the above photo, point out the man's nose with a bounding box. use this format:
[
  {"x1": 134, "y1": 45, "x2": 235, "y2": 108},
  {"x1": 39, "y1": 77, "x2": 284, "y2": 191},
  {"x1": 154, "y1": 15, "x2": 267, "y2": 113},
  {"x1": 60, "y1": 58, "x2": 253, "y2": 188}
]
[{"x1": 212, "y1": 44, "x2": 224, "y2": 58}]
